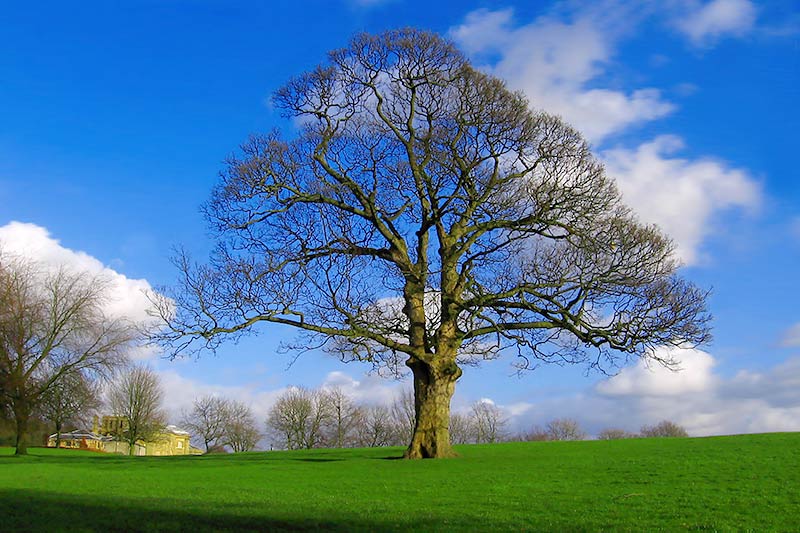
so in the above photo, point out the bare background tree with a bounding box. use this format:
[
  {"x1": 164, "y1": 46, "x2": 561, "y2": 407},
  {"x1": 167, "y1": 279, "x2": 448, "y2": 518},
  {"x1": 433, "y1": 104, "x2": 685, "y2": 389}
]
[
  {"x1": 181, "y1": 395, "x2": 231, "y2": 452},
  {"x1": 517, "y1": 419, "x2": 586, "y2": 442},
  {"x1": 448, "y1": 412, "x2": 475, "y2": 445},
  {"x1": 640, "y1": 420, "x2": 689, "y2": 438},
  {"x1": 222, "y1": 400, "x2": 260, "y2": 452},
  {"x1": 390, "y1": 389, "x2": 416, "y2": 447},
  {"x1": 545, "y1": 418, "x2": 586, "y2": 441},
  {"x1": 597, "y1": 428, "x2": 637, "y2": 440},
  {"x1": 267, "y1": 387, "x2": 330, "y2": 450},
  {"x1": 155, "y1": 29, "x2": 711, "y2": 458},
  {"x1": 520, "y1": 425, "x2": 551, "y2": 442},
  {"x1": 107, "y1": 365, "x2": 167, "y2": 455},
  {"x1": 39, "y1": 371, "x2": 101, "y2": 448},
  {"x1": 323, "y1": 387, "x2": 360, "y2": 448},
  {"x1": 470, "y1": 401, "x2": 508, "y2": 444},
  {"x1": 0, "y1": 253, "x2": 133, "y2": 455},
  {"x1": 353, "y1": 404, "x2": 394, "y2": 448}
]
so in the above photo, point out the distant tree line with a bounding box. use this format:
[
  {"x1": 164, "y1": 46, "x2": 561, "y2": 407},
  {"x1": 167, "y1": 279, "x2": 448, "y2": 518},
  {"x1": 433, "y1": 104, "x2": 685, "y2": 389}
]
[{"x1": 223, "y1": 387, "x2": 688, "y2": 450}]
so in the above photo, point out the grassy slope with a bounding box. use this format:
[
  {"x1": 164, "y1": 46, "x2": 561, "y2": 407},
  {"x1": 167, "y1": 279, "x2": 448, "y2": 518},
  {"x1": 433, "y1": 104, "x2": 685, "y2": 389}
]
[{"x1": 1, "y1": 433, "x2": 797, "y2": 531}]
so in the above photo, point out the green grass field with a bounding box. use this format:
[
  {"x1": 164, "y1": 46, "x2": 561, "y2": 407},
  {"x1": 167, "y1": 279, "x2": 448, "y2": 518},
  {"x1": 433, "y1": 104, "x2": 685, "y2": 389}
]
[{"x1": 2, "y1": 433, "x2": 798, "y2": 531}]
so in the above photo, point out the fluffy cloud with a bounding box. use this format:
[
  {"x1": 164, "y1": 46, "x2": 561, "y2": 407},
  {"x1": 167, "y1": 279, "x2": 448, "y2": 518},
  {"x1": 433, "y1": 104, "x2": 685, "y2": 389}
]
[
  {"x1": 780, "y1": 323, "x2": 800, "y2": 348},
  {"x1": 602, "y1": 135, "x2": 761, "y2": 264},
  {"x1": 449, "y1": 7, "x2": 761, "y2": 264},
  {"x1": 673, "y1": 0, "x2": 757, "y2": 47},
  {"x1": 500, "y1": 350, "x2": 800, "y2": 438},
  {"x1": 0, "y1": 221, "x2": 159, "y2": 358},
  {"x1": 320, "y1": 371, "x2": 405, "y2": 406},
  {"x1": 450, "y1": 8, "x2": 674, "y2": 143},
  {"x1": 596, "y1": 347, "x2": 717, "y2": 396}
]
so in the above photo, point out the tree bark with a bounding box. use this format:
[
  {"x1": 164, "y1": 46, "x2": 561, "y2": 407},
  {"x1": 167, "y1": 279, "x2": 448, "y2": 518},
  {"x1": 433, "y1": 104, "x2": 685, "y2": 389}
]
[
  {"x1": 404, "y1": 358, "x2": 462, "y2": 459},
  {"x1": 15, "y1": 410, "x2": 29, "y2": 456},
  {"x1": 55, "y1": 420, "x2": 62, "y2": 449}
]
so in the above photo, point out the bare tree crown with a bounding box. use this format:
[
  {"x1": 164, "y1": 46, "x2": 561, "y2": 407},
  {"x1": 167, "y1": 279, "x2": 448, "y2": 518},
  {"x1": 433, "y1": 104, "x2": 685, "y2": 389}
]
[{"x1": 157, "y1": 29, "x2": 709, "y2": 375}]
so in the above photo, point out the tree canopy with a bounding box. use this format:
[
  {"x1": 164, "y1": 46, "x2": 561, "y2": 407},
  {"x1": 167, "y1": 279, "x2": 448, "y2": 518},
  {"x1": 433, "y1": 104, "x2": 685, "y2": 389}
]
[{"x1": 155, "y1": 29, "x2": 710, "y2": 458}]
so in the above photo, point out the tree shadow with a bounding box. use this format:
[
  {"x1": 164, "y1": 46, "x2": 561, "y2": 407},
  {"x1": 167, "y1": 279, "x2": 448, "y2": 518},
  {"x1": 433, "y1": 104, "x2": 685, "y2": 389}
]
[{"x1": 0, "y1": 489, "x2": 456, "y2": 532}]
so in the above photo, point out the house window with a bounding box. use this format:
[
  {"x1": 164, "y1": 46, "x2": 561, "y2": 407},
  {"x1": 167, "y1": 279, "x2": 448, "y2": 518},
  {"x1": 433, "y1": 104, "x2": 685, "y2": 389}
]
[{"x1": 177, "y1": 440, "x2": 183, "y2": 449}]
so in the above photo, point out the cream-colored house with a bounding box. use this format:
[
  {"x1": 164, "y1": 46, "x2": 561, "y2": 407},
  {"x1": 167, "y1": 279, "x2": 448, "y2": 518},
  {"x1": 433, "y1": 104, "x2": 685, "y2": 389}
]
[
  {"x1": 47, "y1": 416, "x2": 202, "y2": 456},
  {"x1": 46, "y1": 430, "x2": 111, "y2": 451}
]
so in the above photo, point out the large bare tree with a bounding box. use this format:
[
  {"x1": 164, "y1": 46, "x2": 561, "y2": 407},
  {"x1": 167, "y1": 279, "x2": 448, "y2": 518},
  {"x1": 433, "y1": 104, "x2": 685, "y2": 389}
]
[
  {"x1": 155, "y1": 29, "x2": 710, "y2": 458},
  {"x1": 0, "y1": 253, "x2": 132, "y2": 455},
  {"x1": 107, "y1": 365, "x2": 167, "y2": 455}
]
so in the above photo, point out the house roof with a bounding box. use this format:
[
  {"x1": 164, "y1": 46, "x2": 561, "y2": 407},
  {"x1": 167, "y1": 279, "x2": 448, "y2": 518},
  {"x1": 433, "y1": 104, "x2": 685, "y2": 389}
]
[
  {"x1": 48, "y1": 430, "x2": 112, "y2": 441},
  {"x1": 164, "y1": 424, "x2": 190, "y2": 436}
]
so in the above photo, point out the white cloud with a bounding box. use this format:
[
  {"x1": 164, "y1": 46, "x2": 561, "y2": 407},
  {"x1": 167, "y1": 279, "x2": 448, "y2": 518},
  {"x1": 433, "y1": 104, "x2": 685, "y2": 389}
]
[
  {"x1": 450, "y1": 8, "x2": 675, "y2": 143},
  {"x1": 602, "y1": 135, "x2": 761, "y2": 264},
  {"x1": 449, "y1": 8, "x2": 515, "y2": 56},
  {"x1": 320, "y1": 370, "x2": 405, "y2": 406},
  {"x1": 450, "y1": 8, "x2": 761, "y2": 264},
  {"x1": 674, "y1": 0, "x2": 757, "y2": 47},
  {"x1": 0, "y1": 221, "x2": 160, "y2": 357},
  {"x1": 781, "y1": 323, "x2": 800, "y2": 348},
  {"x1": 597, "y1": 347, "x2": 717, "y2": 396},
  {"x1": 505, "y1": 351, "x2": 800, "y2": 438},
  {"x1": 156, "y1": 368, "x2": 289, "y2": 426}
]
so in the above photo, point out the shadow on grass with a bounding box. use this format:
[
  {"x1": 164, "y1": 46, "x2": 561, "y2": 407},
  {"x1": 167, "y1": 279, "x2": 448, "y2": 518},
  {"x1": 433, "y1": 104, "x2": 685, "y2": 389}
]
[
  {"x1": 288, "y1": 457, "x2": 344, "y2": 463},
  {"x1": 2, "y1": 445, "x2": 484, "y2": 469},
  {"x1": 0, "y1": 489, "x2": 454, "y2": 532},
  {"x1": 1, "y1": 446, "x2": 405, "y2": 463}
]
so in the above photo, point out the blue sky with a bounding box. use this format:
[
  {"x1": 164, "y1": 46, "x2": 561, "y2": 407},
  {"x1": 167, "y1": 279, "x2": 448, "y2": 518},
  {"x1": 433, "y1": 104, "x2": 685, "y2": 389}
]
[{"x1": 2, "y1": 0, "x2": 799, "y2": 438}]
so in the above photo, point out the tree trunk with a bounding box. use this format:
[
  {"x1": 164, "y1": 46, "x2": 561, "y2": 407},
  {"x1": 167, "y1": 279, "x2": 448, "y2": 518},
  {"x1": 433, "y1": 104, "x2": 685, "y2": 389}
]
[
  {"x1": 15, "y1": 411, "x2": 29, "y2": 456},
  {"x1": 404, "y1": 358, "x2": 462, "y2": 459},
  {"x1": 55, "y1": 420, "x2": 62, "y2": 449}
]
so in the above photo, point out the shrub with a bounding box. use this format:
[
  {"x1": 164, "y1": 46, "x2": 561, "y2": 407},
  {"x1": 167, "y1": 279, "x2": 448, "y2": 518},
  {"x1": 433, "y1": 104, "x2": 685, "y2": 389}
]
[
  {"x1": 597, "y1": 428, "x2": 636, "y2": 440},
  {"x1": 640, "y1": 420, "x2": 688, "y2": 438},
  {"x1": 546, "y1": 418, "x2": 586, "y2": 441}
]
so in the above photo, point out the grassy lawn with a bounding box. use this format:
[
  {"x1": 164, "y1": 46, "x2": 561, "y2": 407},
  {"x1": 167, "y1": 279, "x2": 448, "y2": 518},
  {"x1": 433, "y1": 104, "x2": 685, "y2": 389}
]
[{"x1": 2, "y1": 433, "x2": 798, "y2": 531}]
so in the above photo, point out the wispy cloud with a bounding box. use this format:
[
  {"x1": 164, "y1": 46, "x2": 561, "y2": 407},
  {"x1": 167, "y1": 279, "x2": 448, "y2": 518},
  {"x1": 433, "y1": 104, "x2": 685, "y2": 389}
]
[
  {"x1": 781, "y1": 323, "x2": 800, "y2": 348},
  {"x1": 673, "y1": 0, "x2": 757, "y2": 47}
]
